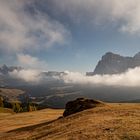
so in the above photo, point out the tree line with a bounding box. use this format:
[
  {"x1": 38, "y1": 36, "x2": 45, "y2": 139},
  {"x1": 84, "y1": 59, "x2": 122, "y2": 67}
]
[{"x1": 0, "y1": 96, "x2": 37, "y2": 113}]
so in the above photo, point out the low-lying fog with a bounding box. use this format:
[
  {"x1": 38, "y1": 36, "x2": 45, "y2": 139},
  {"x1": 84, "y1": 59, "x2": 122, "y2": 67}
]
[{"x1": 7, "y1": 67, "x2": 140, "y2": 103}]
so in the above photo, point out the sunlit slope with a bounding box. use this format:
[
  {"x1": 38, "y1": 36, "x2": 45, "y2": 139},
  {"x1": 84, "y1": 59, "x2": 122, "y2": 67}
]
[
  {"x1": 0, "y1": 88, "x2": 25, "y2": 102},
  {"x1": 0, "y1": 109, "x2": 63, "y2": 133},
  {"x1": 1, "y1": 103, "x2": 140, "y2": 140},
  {"x1": 0, "y1": 107, "x2": 14, "y2": 114}
]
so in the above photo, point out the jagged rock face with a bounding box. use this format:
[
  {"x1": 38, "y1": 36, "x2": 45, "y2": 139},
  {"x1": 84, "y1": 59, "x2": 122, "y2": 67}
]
[
  {"x1": 93, "y1": 52, "x2": 140, "y2": 75},
  {"x1": 41, "y1": 71, "x2": 67, "y2": 77},
  {"x1": 63, "y1": 98, "x2": 104, "y2": 117},
  {"x1": 0, "y1": 65, "x2": 22, "y2": 75}
]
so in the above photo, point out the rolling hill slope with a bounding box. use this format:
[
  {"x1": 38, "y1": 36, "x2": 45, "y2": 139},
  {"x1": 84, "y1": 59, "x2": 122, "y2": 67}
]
[{"x1": 0, "y1": 103, "x2": 140, "y2": 140}]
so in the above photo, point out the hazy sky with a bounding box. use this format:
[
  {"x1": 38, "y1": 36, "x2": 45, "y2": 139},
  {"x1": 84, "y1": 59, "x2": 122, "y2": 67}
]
[{"x1": 1, "y1": 0, "x2": 140, "y2": 72}]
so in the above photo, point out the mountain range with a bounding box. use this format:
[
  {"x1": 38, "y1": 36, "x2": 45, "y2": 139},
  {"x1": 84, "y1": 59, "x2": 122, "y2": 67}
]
[
  {"x1": 1, "y1": 51, "x2": 140, "y2": 76},
  {"x1": 0, "y1": 64, "x2": 66, "y2": 77},
  {"x1": 0, "y1": 64, "x2": 22, "y2": 75},
  {"x1": 87, "y1": 52, "x2": 140, "y2": 75}
]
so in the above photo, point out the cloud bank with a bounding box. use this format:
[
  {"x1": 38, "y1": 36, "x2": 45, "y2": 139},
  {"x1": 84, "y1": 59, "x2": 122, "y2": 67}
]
[
  {"x1": 9, "y1": 67, "x2": 140, "y2": 87},
  {"x1": 0, "y1": 0, "x2": 69, "y2": 53},
  {"x1": 0, "y1": 0, "x2": 70, "y2": 69},
  {"x1": 1, "y1": 0, "x2": 140, "y2": 74},
  {"x1": 17, "y1": 54, "x2": 47, "y2": 70},
  {"x1": 9, "y1": 69, "x2": 41, "y2": 83},
  {"x1": 62, "y1": 67, "x2": 140, "y2": 87},
  {"x1": 50, "y1": 0, "x2": 140, "y2": 34}
]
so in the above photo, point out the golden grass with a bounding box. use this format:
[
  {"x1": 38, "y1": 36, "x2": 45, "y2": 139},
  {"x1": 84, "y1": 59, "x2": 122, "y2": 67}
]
[
  {"x1": 0, "y1": 107, "x2": 14, "y2": 114},
  {"x1": 0, "y1": 88, "x2": 25, "y2": 101},
  {"x1": 0, "y1": 103, "x2": 140, "y2": 140},
  {"x1": 0, "y1": 109, "x2": 63, "y2": 133}
]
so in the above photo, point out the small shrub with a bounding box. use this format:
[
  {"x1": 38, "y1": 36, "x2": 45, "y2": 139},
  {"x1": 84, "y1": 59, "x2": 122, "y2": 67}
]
[{"x1": 0, "y1": 96, "x2": 4, "y2": 107}]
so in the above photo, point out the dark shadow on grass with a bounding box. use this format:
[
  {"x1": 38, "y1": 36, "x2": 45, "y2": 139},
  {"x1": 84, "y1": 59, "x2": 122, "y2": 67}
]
[{"x1": 7, "y1": 116, "x2": 63, "y2": 133}]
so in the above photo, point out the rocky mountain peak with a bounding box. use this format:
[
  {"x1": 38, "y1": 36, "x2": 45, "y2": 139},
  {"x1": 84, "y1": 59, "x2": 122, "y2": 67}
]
[
  {"x1": 133, "y1": 52, "x2": 140, "y2": 59},
  {"x1": 101, "y1": 52, "x2": 123, "y2": 61},
  {"x1": 92, "y1": 52, "x2": 140, "y2": 75},
  {"x1": 0, "y1": 65, "x2": 22, "y2": 75}
]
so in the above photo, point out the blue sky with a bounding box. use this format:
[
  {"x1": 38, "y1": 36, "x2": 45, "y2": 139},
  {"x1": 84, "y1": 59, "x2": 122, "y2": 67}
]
[{"x1": 1, "y1": 0, "x2": 140, "y2": 72}]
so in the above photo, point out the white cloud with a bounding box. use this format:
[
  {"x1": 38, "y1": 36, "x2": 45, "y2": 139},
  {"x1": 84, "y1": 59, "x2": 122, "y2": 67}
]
[
  {"x1": 17, "y1": 54, "x2": 47, "y2": 70},
  {"x1": 61, "y1": 67, "x2": 140, "y2": 87},
  {"x1": 0, "y1": 0, "x2": 70, "y2": 53},
  {"x1": 50, "y1": 0, "x2": 140, "y2": 34},
  {"x1": 9, "y1": 69, "x2": 41, "y2": 83},
  {"x1": 8, "y1": 66, "x2": 140, "y2": 87}
]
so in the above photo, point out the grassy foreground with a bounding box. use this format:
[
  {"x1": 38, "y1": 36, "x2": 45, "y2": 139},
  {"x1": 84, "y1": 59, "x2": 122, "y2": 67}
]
[
  {"x1": 0, "y1": 103, "x2": 140, "y2": 140},
  {"x1": 0, "y1": 107, "x2": 14, "y2": 114}
]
